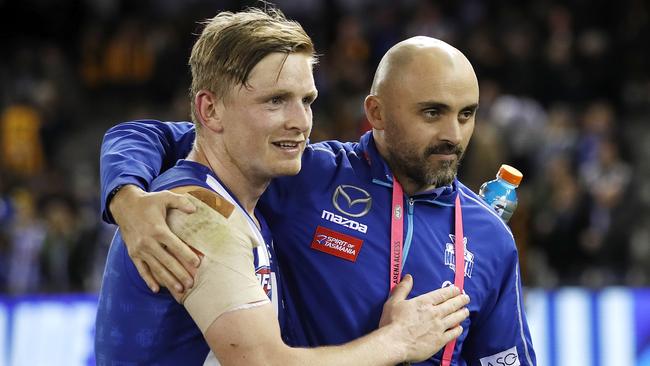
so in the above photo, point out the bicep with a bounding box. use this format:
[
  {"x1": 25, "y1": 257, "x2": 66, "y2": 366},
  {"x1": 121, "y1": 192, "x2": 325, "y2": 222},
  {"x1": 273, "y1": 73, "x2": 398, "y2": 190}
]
[
  {"x1": 206, "y1": 303, "x2": 288, "y2": 366},
  {"x1": 167, "y1": 187, "x2": 282, "y2": 359},
  {"x1": 182, "y1": 254, "x2": 281, "y2": 365}
]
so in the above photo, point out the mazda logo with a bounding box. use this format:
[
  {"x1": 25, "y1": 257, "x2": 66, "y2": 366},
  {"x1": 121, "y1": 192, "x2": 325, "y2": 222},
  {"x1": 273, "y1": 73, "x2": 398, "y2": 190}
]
[{"x1": 332, "y1": 185, "x2": 372, "y2": 218}]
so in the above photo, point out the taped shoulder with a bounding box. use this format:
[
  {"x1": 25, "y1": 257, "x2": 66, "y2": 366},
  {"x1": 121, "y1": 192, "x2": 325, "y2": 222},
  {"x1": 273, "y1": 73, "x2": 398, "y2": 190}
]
[
  {"x1": 169, "y1": 185, "x2": 234, "y2": 218},
  {"x1": 166, "y1": 185, "x2": 261, "y2": 261},
  {"x1": 165, "y1": 186, "x2": 269, "y2": 331}
]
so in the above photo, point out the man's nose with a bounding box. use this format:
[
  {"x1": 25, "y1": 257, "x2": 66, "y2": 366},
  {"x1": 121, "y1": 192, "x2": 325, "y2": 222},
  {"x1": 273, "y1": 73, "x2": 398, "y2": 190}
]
[
  {"x1": 285, "y1": 100, "x2": 311, "y2": 132},
  {"x1": 438, "y1": 116, "x2": 462, "y2": 145}
]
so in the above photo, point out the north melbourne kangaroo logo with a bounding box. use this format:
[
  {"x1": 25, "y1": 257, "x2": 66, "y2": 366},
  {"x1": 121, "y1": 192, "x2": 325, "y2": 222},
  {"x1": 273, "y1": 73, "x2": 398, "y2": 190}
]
[{"x1": 444, "y1": 234, "x2": 474, "y2": 278}]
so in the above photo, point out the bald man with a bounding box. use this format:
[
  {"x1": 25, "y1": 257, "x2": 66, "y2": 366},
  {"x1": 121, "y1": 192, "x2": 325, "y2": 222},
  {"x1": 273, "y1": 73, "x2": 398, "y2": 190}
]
[{"x1": 101, "y1": 36, "x2": 536, "y2": 365}]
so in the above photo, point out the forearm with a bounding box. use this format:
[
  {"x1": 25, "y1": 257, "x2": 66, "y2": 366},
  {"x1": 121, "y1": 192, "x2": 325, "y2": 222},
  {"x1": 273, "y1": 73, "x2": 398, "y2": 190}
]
[
  {"x1": 207, "y1": 303, "x2": 411, "y2": 366},
  {"x1": 282, "y1": 326, "x2": 404, "y2": 366},
  {"x1": 100, "y1": 120, "x2": 195, "y2": 223},
  {"x1": 213, "y1": 325, "x2": 404, "y2": 366},
  {"x1": 207, "y1": 285, "x2": 467, "y2": 366}
]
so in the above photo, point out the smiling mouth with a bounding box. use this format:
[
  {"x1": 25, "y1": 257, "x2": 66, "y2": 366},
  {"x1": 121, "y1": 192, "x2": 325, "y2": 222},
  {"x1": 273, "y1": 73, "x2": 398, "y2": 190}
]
[{"x1": 272, "y1": 141, "x2": 303, "y2": 149}]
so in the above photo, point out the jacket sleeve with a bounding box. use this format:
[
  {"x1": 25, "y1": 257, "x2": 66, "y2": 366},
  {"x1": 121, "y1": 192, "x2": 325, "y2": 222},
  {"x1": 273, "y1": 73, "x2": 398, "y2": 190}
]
[
  {"x1": 100, "y1": 120, "x2": 196, "y2": 223},
  {"x1": 462, "y1": 246, "x2": 537, "y2": 366}
]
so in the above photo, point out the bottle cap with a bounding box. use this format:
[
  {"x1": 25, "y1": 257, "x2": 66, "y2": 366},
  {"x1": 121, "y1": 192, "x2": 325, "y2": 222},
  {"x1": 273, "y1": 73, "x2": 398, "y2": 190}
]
[{"x1": 497, "y1": 164, "x2": 523, "y2": 186}]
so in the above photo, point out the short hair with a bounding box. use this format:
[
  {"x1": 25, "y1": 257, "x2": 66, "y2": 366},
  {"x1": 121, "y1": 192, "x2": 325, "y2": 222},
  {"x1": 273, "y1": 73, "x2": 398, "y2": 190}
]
[{"x1": 189, "y1": 8, "x2": 315, "y2": 124}]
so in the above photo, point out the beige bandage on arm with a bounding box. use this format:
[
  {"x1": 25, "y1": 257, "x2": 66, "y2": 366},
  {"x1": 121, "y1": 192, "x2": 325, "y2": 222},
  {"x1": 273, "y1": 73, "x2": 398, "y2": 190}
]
[{"x1": 166, "y1": 186, "x2": 269, "y2": 333}]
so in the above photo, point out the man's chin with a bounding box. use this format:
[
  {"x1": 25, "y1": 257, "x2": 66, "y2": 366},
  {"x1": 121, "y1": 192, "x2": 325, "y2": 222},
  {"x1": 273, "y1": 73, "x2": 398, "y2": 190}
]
[
  {"x1": 426, "y1": 166, "x2": 457, "y2": 187},
  {"x1": 273, "y1": 161, "x2": 302, "y2": 177},
  {"x1": 436, "y1": 172, "x2": 457, "y2": 187}
]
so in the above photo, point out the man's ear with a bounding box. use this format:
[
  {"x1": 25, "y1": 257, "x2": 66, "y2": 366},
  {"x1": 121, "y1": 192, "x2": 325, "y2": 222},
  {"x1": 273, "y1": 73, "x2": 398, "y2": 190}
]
[
  {"x1": 364, "y1": 95, "x2": 386, "y2": 130},
  {"x1": 195, "y1": 90, "x2": 224, "y2": 133}
]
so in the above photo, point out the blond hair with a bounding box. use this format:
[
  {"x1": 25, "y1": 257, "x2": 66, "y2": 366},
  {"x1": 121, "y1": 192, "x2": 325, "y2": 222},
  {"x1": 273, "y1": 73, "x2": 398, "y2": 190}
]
[{"x1": 189, "y1": 8, "x2": 315, "y2": 124}]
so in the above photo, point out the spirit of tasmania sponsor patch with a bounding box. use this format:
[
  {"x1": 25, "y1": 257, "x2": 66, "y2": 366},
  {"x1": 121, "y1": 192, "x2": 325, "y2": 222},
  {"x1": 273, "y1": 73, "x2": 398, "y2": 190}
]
[{"x1": 310, "y1": 225, "x2": 363, "y2": 262}]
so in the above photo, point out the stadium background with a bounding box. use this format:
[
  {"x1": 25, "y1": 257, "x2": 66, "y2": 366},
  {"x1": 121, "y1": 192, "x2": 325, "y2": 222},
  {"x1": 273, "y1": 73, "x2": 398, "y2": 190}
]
[{"x1": 0, "y1": 0, "x2": 649, "y2": 365}]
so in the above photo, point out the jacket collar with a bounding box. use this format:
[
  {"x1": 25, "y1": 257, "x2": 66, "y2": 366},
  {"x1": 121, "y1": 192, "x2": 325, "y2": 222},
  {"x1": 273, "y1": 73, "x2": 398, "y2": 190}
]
[{"x1": 356, "y1": 131, "x2": 458, "y2": 205}]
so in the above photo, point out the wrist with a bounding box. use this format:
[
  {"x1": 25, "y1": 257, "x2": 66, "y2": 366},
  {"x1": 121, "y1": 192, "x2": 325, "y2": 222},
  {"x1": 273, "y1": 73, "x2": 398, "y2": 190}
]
[
  {"x1": 375, "y1": 323, "x2": 408, "y2": 364},
  {"x1": 108, "y1": 184, "x2": 143, "y2": 224}
]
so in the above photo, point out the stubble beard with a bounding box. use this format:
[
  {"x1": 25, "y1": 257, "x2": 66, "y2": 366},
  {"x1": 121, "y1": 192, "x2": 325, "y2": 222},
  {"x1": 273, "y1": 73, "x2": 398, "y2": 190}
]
[{"x1": 386, "y1": 141, "x2": 463, "y2": 190}]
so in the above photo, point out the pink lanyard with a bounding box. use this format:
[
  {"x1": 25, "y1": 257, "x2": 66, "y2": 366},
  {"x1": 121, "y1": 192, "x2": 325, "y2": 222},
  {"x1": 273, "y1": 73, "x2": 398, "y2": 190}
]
[
  {"x1": 389, "y1": 177, "x2": 405, "y2": 291},
  {"x1": 390, "y1": 176, "x2": 464, "y2": 366}
]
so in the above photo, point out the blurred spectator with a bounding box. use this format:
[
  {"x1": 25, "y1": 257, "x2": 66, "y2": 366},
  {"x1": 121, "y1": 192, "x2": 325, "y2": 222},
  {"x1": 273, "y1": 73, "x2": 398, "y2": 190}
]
[
  {"x1": 0, "y1": 103, "x2": 45, "y2": 177},
  {"x1": 531, "y1": 155, "x2": 589, "y2": 285},
  {"x1": 322, "y1": 15, "x2": 371, "y2": 141},
  {"x1": 576, "y1": 101, "x2": 616, "y2": 170},
  {"x1": 578, "y1": 139, "x2": 633, "y2": 285},
  {"x1": 6, "y1": 189, "x2": 45, "y2": 295},
  {"x1": 104, "y1": 19, "x2": 155, "y2": 86},
  {"x1": 535, "y1": 103, "x2": 579, "y2": 170},
  {"x1": 489, "y1": 94, "x2": 547, "y2": 178},
  {"x1": 40, "y1": 196, "x2": 79, "y2": 292},
  {"x1": 538, "y1": 5, "x2": 581, "y2": 103},
  {"x1": 80, "y1": 25, "x2": 108, "y2": 89}
]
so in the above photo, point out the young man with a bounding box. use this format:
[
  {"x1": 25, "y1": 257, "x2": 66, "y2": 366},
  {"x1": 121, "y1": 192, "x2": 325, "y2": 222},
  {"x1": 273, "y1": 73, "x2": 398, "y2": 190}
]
[
  {"x1": 95, "y1": 9, "x2": 469, "y2": 366},
  {"x1": 100, "y1": 35, "x2": 536, "y2": 365}
]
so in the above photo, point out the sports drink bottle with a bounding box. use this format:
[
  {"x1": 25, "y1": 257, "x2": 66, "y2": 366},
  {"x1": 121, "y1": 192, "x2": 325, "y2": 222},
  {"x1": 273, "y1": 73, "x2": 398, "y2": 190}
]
[{"x1": 478, "y1": 164, "x2": 523, "y2": 223}]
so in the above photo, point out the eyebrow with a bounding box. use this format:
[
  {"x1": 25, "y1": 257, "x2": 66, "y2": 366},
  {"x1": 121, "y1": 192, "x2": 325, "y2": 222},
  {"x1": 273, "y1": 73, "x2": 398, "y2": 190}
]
[
  {"x1": 416, "y1": 101, "x2": 479, "y2": 112},
  {"x1": 463, "y1": 103, "x2": 480, "y2": 112},
  {"x1": 255, "y1": 89, "x2": 318, "y2": 102},
  {"x1": 304, "y1": 90, "x2": 318, "y2": 100},
  {"x1": 253, "y1": 90, "x2": 291, "y2": 103}
]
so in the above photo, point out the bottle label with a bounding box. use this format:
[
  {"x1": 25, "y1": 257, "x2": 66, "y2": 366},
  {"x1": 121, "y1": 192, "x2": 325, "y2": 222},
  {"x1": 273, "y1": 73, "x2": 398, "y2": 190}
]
[{"x1": 493, "y1": 196, "x2": 508, "y2": 217}]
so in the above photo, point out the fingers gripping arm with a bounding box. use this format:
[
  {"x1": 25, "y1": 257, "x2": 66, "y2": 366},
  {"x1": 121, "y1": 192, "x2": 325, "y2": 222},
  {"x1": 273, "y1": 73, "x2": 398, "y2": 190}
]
[{"x1": 109, "y1": 185, "x2": 198, "y2": 293}]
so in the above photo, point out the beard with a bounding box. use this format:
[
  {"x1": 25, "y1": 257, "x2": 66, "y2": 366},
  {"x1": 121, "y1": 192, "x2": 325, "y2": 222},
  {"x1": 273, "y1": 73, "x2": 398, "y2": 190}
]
[{"x1": 385, "y1": 140, "x2": 464, "y2": 189}]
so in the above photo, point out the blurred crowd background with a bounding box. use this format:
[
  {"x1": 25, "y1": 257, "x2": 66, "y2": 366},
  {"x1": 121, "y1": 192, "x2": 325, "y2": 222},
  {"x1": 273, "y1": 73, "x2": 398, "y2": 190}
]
[{"x1": 1, "y1": 0, "x2": 649, "y2": 296}]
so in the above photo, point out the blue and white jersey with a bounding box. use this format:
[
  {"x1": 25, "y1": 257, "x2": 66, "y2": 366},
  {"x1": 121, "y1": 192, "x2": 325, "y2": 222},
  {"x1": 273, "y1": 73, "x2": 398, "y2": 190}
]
[
  {"x1": 261, "y1": 134, "x2": 536, "y2": 366},
  {"x1": 95, "y1": 159, "x2": 280, "y2": 365},
  {"x1": 100, "y1": 120, "x2": 537, "y2": 366}
]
